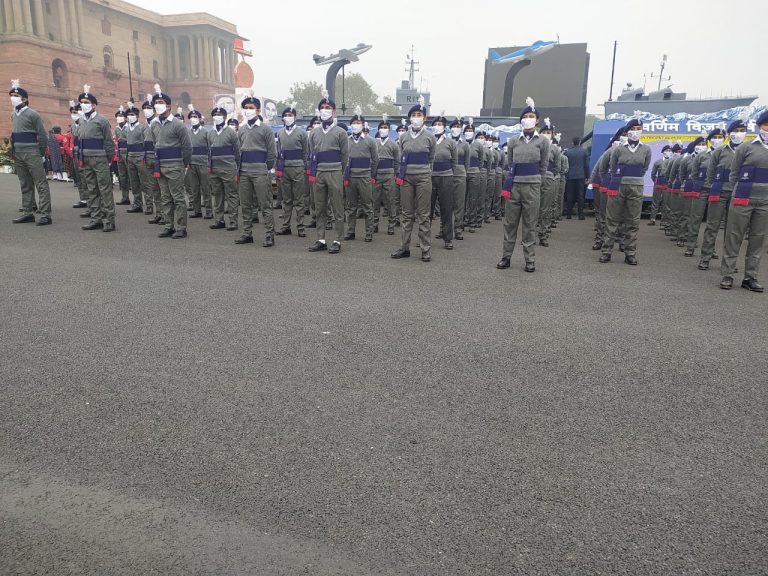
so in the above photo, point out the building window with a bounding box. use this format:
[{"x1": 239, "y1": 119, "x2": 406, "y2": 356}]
[
  {"x1": 133, "y1": 55, "x2": 141, "y2": 75},
  {"x1": 151, "y1": 35, "x2": 156, "y2": 46},
  {"x1": 152, "y1": 60, "x2": 159, "y2": 79},
  {"x1": 180, "y1": 92, "x2": 191, "y2": 107},
  {"x1": 101, "y1": 16, "x2": 111, "y2": 36},
  {"x1": 133, "y1": 30, "x2": 139, "y2": 40},
  {"x1": 103, "y1": 46, "x2": 113, "y2": 69},
  {"x1": 51, "y1": 59, "x2": 67, "y2": 89},
  {"x1": 45, "y1": 1, "x2": 51, "y2": 14}
]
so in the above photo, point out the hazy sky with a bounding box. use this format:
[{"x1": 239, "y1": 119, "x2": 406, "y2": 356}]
[{"x1": 132, "y1": 0, "x2": 766, "y2": 116}]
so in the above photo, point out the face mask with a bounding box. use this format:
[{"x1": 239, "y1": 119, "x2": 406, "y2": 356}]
[
  {"x1": 319, "y1": 109, "x2": 333, "y2": 121},
  {"x1": 351, "y1": 123, "x2": 363, "y2": 134},
  {"x1": 759, "y1": 129, "x2": 768, "y2": 144},
  {"x1": 477, "y1": 138, "x2": 486, "y2": 146},
  {"x1": 283, "y1": 116, "x2": 295, "y2": 126},
  {"x1": 154, "y1": 103, "x2": 167, "y2": 115},
  {"x1": 521, "y1": 117, "x2": 536, "y2": 130},
  {"x1": 450, "y1": 127, "x2": 461, "y2": 138},
  {"x1": 229, "y1": 125, "x2": 237, "y2": 131},
  {"x1": 71, "y1": 114, "x2": 80, "y2": 122},
  {"x1": 10, "y1": 96, "x2": 23, "y2": 107},
  {"x1": 213, "y1": 115, "x2": 224, "y2": 126},
  {"x1": 80, "y1": 103, "x2": 93, "y2": 114},
  {"x1": 541, "y1": 133, "x2": 552, "y2": 141},
  {"x1": 116, "y1": 116, "x2": 125, "y2": 125},
  {"x1": 492, "y1": 142, "x2": 499, "y2": 149},
  {"x1": 662, "y1": 150, "x2": 672, "y2": 158},
  {"x1": 143, "y1": 108, "x2": 153, "y2": 119},
  {"x1": 190, "y1": 118, "x2": 200, "y2": 127},
  {"x1": 694, "y1": 145, "x2": 708, "y2": 154},
  {"x1": 729, "y1": 132, "x2": 746, "y2": 144},
  {"x1": 619, "y1": 136, "x2": 628, "y2": 145},
  {"x1": 627, "y1": 130, "x2": 641, "y2": 141},
  {"x1": 379, "y1": 128, "x2": 389, "y2": 138},
  {"x1": 243, "y1": 109, "x2": 258, "y2": 121},
  {"x1": 465, "y1": 131, "x2": 474, "y2": 141},
  {"x1": 411, "y1": 117, "x2": 424, "y2": 129},
  {"x1": 128, "y1": 115, "x2": 138, "y2": 124},
  {"x1": 432, "y1": 125, "x2": 445, "y2": 136},
  {"x1": 312, "y1": 123, "x2": 321, "y2": 129},
  {"x1": 710, "y1": 138, "x2": 724, "y2": 149}
]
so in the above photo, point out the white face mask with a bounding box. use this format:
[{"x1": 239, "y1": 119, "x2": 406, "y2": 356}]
[
  {"x1": 464, "y1": 131, "x2": 474, "y2": 141},
  {"x1": 662, "y1": 150, "x2": 672, "y2": 159},
  {"x1": 521, "y1": 117, "x2": 536, "y2": 130},
  {"x1": 759, "y1": 129, "x2": 768, "y2": 144},
  {"x1": 71, "y1": 114, "x2": 80, "y2": 122},
  {"x1": 319, "y1": 108, "x2": 333, "y2": 121},
  {"x1": 190, "y1": 117, "x2": 200, "y2": 127},
  {"x1": 710, "y1": 138, "x2": 724, "y2": 149},
  {"x1": 432, "y1": 125, "x2": 445, "y2": 136},
  {"x1": 450, "y1": 127, "x2": 461, "y2": 138},
  {"x1": 312, "y1": 123, "x2": 321, "y2": 130},
  {"x1": 229, "y1": 124, "x2": 237, "y2": 131},
  {"x1": 10, "y1": 96, "x2": 23, "y2": 107},
  {"x1": 492, "y1": 142, "x2": 499, "y2": 149},
  {"x1": 154, "y1": 103, "x2": 167, "y2": 115},
  {"x1": 213, "y1": 115, "x2": 224, "y2": 126},
  {"x1": 351, "y1": 123, "x2": 363, "y2": 134},
  {"x1": 477, "y1": 138, "x2": 486, "y2": 147},
  {"x1": 619, "y1": 136, "x2": 629, "y2": 145},
  {"x1": 116, "y1": 116, "x2": 125, "y2": 125},
  {"x1": 729, "y1": 132, "x2": 746, "y2": 144},
  {"x1": 627, "y1": 130, "x2": 642, "y2": 141},
  {"x1": 411, "y1": 116, "x2": 424, "y2": 129},
  {"x1": 243, "y1": 109, "x2": 258, "y2": 121},
  {"x1": 127, "y1": 115, "x2": 137, "y2": 124},
  {"x1": 80, "y1": 103, "x2": 93, "y2": 114},
  {"x1": 283, "y1": 115, "x2": 295, "y2": 126},
  {"x1": 379, "y1": 128, "x2": 389, "y2": 138},
  {"x1": 143, "y1": 108, "x2": 153, "y2": 119},
  {"x1": 694, "y1": 145, "x2": 708, "y2": 154}
]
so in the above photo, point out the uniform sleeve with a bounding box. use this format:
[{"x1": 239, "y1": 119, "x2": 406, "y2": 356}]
[
  {"x1": 705, "y1": 149, "x2": 719, "y2": 188},
  {"x1": 729, "y1": 145, "x2": 746, "y2": 187},
  {"x1": 608, "y1": 147, "x2": 618, "y2": 175},
  {"x1": 651, "y1": 160, "x2": 660, "y2": 182},
  {"x1": 301, "y1": 131, "x2": 309, "y2": 166},
  {"x1": 339, "y1": 130, "x2": 349, "y2": 168},
  {"x1": 392, "y1": 141, "x2": 401, "y2": 175},
  {"x1": 539, "y1": 139, "x2": 550, "y2": 178},
  {"x1": 35, "y1": 113, "x2": 47, "y2": 155},
  {"x1": 553, "y1": 146, "x2": 561, "y2": 176},
  {"x1": 266, "y1": 128, "x2": 276, "y2": 170},
  {"x1": 103, "y1": 120, "x2": 115, "y2": 159},
  {"x1": 451, "y1": 140, "x2": 457, "y2": 169},
  {"x1": 179, "y1": 124, "x2": 192, "y2": 166},
  {"x1": 643, "y1": 147, "x2": 651, "y2": 172},
  {"x1": 370, "y1": 138, "x2": 379, "y2": 178}
]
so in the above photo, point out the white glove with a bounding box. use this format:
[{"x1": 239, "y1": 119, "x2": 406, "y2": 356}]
[{"x1": 587, "y1": 183, "x2": 593, "y2": 190}]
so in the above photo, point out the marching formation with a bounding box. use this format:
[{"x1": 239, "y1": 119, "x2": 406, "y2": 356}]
[{"x1": 7, "y1": 79, "x2": 768, "y2": 289}]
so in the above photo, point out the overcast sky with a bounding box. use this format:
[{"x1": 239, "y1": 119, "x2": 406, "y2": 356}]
[{"x1": 132, "y1": 0, "x2": 765, "y2": 116}]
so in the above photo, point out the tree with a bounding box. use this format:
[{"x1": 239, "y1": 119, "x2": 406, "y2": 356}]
[{"x1": 284, "y1": 74, "x2": 398, "y2": 117}]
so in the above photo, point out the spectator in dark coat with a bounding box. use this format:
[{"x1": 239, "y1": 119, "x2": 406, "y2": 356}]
[{"x1": 563, "y1": 136, "x2": 590, "y2": 219}]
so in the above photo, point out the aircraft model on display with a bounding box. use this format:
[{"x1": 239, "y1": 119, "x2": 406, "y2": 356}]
[
  {"x1": 490, "y1": 40, "x2": 557, "y2": 64},
  {"x1": 313, "y1": 43, "x2": 373, "y2": 66}
]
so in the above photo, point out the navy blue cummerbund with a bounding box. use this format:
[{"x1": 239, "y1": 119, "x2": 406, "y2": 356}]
[
  {"x1": 512, "y1": 162, "x2": 540, "y2": 177},
  {"x1": 156, "y1": 147, "x2": 183, "y2": 160},
  {"x1": 315, "y1": 150, "x2": 342, "y2": 164},
  {"x1": 241, "y1": 150, "x2": 267, "y2": 163},
  {"x1": 211, "y1": 146, "x2": 234, "y2": 157},
  {"x1": 349, "y1": 157, "x2": 371, "y2": 169},
  {"x1": 458, "y1": 154, "x2": 465, "y2": 165},
  {"x1": 282, "y1": 149, "x2": 304, "y2": 160},
  {"x1": 547, "y1": 161, "x2": 555, "y2": 173},
  {"x1": 406, "y1": 151, "x2": 430, "y2": 165},
  {"x1": 713, "y1": 168, "x2": 730, "y2": 182},
  {"x1": 192, "y1": 146, "x2": 208, "y2": 156},
  {"x1": 80, "y1": 138, "x2": 104, "y2": 150},
  {"x1": 616, "y1": 164, "x2": 645, "y2": 177},
  {"x1": 433, "y1": 161, "x2": 452, "y2": 172},
  {"x1": 746, "y1": 167, "x2": 768, "y2": 183},
  {"x1": 12, "y1": 132, "x2": 37, "y2": 144},
  {"x1": 145, "y1": 142, "x2": 155, "y2": 151},
  {"x1": 118, "y1": 140, "x2": 128, "y2": 149},
  {"x1": 469, "y1": 158, "x2": 480, "y2": 168},
  {"x1": 377, "y1": 159, "x2": 393, "y2": 170},
  {"x1": 127, "y1": 143, "x2": 145, "y2": 153}
]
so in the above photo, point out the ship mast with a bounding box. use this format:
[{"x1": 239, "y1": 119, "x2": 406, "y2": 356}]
[
  {"x1": 405, "y1": 45, "x2": 419, "y2": 90},
  {"x1": 651, "y1": 54, "x2": 671, "y2": 91}
]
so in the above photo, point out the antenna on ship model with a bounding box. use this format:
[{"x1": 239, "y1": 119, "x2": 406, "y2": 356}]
[{"x1": 650, "y1": 54, "x2": 671, "y2": 91}]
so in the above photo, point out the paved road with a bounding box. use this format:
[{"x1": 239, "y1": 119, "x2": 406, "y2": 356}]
[{"x1": 1, "y1": 174, "x2": 766, "y2": 575}]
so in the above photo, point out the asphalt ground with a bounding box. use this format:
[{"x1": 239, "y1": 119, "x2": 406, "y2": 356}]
[{"x1": 1, "y1": 174, "x2": 766, "y2": 576}]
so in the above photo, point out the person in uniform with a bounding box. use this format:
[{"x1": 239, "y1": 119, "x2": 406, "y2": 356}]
[
  {"x1": 150, "y1": 84, "x2": 192, "y2": 238},
  {"x1": 124, "y1": 102, "x2": 148, "y2": 215},
  {"x1": 373, "y1": 115, "x2": 400, "y2": 236},
  {"x1": 659, "y1": 143, "x2": 682, "y2": 232},
  {"x1": 8, "y1": 80, "x2": 52, "y2": 226},
  {"x1": 589, "y1": 129, "x2": 622, "y2": 250},
  {"x1": 665, "y1": 142, "x2": 686, "y2": 239},
  {"x1": 537, "y1": 118, "x2": 560, "y2": 247},
  {"x1": 698, "y1": 121, "x2": 747, "y2": 270},
  {"x1": 305, "y1": 116, "x2": 320, "y2": 229},
  {"x1": 480, "y1": 131, "x2": 496, "y2": 225},
  {"x1": 227, "y1": 118, "x2": 239, "y2": 132},
  {"x1": 343, "y1": 109, "x2": 378, "y2": 242},
  {"x1": 275, "y1": 103, "x2": 308, "y2": 237},
  {"x1": 599, "y1": 119, "x2": 651, "y2": 264},
  {"x1": 674, "y1": 140, "x2": 700, "y2": 247},
  {"x1": 68, "y1": 102, "x2": 89, "y2": 210},
  {"x1": 648, "y1": 145, "x2": 671, "y2": 225},
  {"x1": 555, "y1": 134, "x2": 568, "y2": 224},
  {"x1": 463, "y1": 121, "x2": 485, "y2": 233},
  {"x1": 391, "y1": 99, "x2": 436, "y2": 262},
  {"x1": 307, "y1": 94, "x2": 348, "y2": 254},
  {"x1": 235, "y1": 96, "x2": 275, "y2": 247},
  {"x1": 141, "y1": 96, "x2": 162, "y2": 222},
  {"x1": 430, "y1": 114, "x2": 457, "y2": 249},
  {"x1": 719, "y1": 111, "x2": 768, "y2": 292},
  {"x1": 113, "y1": 106, "x2": 132, "y2": 206},
  {"x1": 185, "y1": 104, "x2": 212, "y2": 220},
  {"x1": 497, "y1": 97, "x2": 549, "y2": 272},
  {"x1": 450, "y1": 118, "x2": 470, "y2": 240},
  {"x1": 207, "y1": 106, "x2": 240, "y2": 231},
  {"x1": 684, "y1": 132, "x2": 719, "y2": 257},
  {"x1": 77, "y1": 85, "x2": 116, "y2": 232}
]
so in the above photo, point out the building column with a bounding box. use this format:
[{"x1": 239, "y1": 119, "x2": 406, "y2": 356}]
[
  {"x1": 31, "y1": 0, "x2": 45, "y2": 37},
  {"x1": 57, "y1": 0, "x2": 69, "y2": 43},
  {"x1": 213, "y1": 39, "x2": 220, "y2": 84},
  {"x1": 173, "y1": 36, "x2": 180, "y2": 79},
  {"x1": 0, "y1": 0, "x2": 10, "y2": 33},
  {"x1": 74, "y1": 0, "x2": 84, "y2": 46},
  {"x1": 207, "y1": 37, "x2": 215, "y2": 82},
  {"x1": 21, "y1": 0, "x2": 32, "y2": 33},
  {"x1": 65, "y1": 0, "x2": 77, "y2": 47},
  {"x1": 197, "y1": 35, "x2": 205, "y2": 78},
  {"x1": 11, "y1": 0, "x2": 27, "y2": 34}
]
